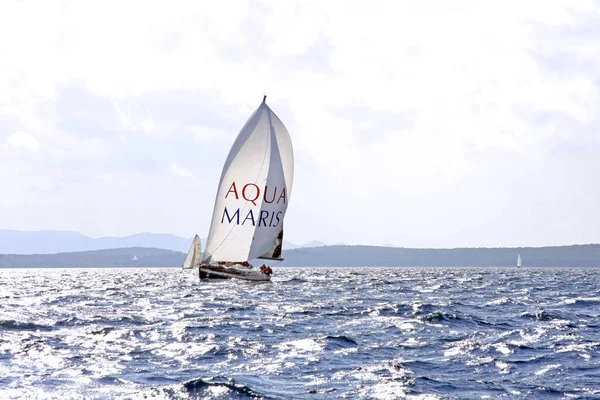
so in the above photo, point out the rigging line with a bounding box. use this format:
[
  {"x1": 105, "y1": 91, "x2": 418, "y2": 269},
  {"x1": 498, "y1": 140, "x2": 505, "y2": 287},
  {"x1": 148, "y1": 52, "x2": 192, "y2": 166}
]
[{"x1": 204, "y1": 104, "x2": 273, "y2": 262}]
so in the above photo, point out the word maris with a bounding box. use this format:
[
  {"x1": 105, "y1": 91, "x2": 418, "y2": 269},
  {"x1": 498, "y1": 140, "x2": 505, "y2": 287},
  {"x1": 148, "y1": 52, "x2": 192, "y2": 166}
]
[
  {"x1": 221, "y1": 208, "x2": 283, "y2": 227},
  {"x1": 225, "y1": 182, "x2": 287, "y2": 206}
]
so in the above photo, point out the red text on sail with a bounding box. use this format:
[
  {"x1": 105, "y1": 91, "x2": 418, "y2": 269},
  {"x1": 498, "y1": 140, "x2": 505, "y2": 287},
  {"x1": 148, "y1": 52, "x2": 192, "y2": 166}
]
[{"x1": 224, "y1": 182, "x2": 287, "y2": 206}]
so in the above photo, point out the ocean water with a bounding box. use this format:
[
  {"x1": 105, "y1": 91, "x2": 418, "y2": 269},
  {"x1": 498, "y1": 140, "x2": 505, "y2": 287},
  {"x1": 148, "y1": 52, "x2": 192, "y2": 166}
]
[{"x1": 1, "y1": 267, "x2": 599, "y2": 399}]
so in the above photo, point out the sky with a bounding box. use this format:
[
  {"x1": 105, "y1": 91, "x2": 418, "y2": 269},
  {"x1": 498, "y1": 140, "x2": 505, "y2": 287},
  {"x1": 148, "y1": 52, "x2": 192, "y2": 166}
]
[{"x1": 1, "y1": 0, "x2": 600, "y2": 248}]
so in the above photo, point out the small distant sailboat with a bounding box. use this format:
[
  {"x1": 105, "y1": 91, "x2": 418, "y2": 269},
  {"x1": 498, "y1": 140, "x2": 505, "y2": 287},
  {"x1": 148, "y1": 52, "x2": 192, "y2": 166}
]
[
  {"x1": 182, "y1": 235, "x2": 202, "y2": 269},
  {"x1": 517, "y1": 253, "x2": 522, "y2": 268},
  {"x1": 183, "y1": 95, "x2": 294, "y2": 281}
]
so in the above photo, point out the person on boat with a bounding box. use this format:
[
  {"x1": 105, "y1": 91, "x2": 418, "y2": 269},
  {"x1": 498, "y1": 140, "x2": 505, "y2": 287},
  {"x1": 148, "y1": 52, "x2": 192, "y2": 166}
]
[{"x1": 260, "y1": 265, "x2": 272, "y2": 275}]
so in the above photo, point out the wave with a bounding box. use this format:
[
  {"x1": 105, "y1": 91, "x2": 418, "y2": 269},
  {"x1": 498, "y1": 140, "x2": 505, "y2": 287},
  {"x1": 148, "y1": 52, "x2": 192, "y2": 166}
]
[
  {"x1": 0, "y1": 319, "x2": 53, "y2": 332},
  {"x1": 183, "y1": 377, "x2": 267, "y2": 399},
  {"x1": 557, "y1": 297, "x2": 600, "y2": 306},
  {"x1": 86, "y1": 326, "x2": 116, "y2": 336},
  {"x1": 281, "y1": 277, "x2": 309, "y2": 284},
  {"x1": 54, "y1": 316, "x2": 87, "y2": 327},
  {"x1": 412, "y1": 303, "x2": 446, "y2": 316},
  {"x1": 421, "y1": 311, "x2": 459, "y2": 323},
  {"x1": 376, "y1": 303, "x2": 413, "y2": 316},
  {"x1": 44, "y1": 295, "x2": 93, "y2": 305},
  {"x1": 484, "y1": 297, "x2": 516, "y2": 306},
  {"x1": 324, "y1": 335, "x2": 358, "y2": 350},
  {"x1": 121, "y1": 377, "x2": 267, "y2": 400},
  {"x1": 520, "y1": 310, "x2": 562, "y2": 321},
  {"x1": 90, "y1": 314, "x2": 155, "y2": 326}
]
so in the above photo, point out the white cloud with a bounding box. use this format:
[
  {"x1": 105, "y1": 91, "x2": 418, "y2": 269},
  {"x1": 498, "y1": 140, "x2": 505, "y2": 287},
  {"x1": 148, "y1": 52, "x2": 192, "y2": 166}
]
[
  {"x1": 169, "y1": 162, "x2": 196, "y2": 180},
  {"x1": 6, "y1": 131, "x2": 40, "y2": 153}
]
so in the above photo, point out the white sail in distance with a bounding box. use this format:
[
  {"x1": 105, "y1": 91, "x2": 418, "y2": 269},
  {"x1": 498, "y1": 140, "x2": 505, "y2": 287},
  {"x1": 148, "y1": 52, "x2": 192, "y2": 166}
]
[
  {"x1": 202, "y1": 98, "x2": 294, "y2": 263},
  {"x1": 182, "y1": 235, "x2": 201, "y2": 269}
]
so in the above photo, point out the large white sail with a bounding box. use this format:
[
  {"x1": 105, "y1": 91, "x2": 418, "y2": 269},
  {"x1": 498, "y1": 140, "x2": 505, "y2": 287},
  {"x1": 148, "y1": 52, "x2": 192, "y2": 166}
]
[
  {"x1": 202, "y1": 98, "x2": 294, "y2": 263},
  {"x1": 182, "y1": 235, "x2": 201, "y2": 269},
  {"x1": 517, "y1": 254, "x2": 522, "y2": 268}
]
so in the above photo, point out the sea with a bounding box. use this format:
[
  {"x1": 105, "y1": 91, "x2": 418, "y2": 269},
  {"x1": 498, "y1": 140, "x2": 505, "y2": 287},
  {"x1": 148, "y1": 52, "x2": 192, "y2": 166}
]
[{"x1": 1, "y1": 267, "x2": 599, "y2": 399}]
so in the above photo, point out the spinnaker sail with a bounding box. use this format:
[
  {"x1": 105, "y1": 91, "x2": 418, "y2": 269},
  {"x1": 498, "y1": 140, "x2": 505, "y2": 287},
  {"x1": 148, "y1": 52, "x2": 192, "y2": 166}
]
[{"x1": 202, "y1": 97, "x2": 294, "y2": 264}]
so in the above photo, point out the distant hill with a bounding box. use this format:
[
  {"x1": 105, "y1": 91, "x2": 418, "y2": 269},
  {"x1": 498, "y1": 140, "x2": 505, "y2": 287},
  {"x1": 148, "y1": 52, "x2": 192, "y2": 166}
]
[
  {"x1": 1, "y1": 243, "x2": 600, "y2": 268},
  {"x1": 296, "y1": 240, "x2": 327, "y2": 248},
  {"x1": 0, "y1": 230, "x2": 305, "y2": 254},
  {"x1": 280, "y1": 244, "x2": 600, "y2": 267},
  {"x1": 0, "y1": 247, "x2": 184, "y2": 268},
  {"x1": 0, "y1": 230, "x2": 194, "y2": 254}
]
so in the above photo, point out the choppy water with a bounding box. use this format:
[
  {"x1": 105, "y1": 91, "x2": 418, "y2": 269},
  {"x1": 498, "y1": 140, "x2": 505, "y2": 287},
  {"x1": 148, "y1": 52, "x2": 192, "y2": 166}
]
[{"x1": 1, "y1": 267, "x2": 600, "y2": 399}]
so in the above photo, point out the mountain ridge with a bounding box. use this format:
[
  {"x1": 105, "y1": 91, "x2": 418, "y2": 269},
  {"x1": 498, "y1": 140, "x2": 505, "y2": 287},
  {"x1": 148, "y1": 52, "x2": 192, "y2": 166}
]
[{"x1": 2, "y1": 243, "x2": 600, "y2": 268}]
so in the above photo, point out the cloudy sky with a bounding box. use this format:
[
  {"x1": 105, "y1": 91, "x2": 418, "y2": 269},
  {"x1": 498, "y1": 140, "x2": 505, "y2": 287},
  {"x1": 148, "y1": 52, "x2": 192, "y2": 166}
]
[{"x1": 1, "y1": 0, "x2": 599, "y2": 248}]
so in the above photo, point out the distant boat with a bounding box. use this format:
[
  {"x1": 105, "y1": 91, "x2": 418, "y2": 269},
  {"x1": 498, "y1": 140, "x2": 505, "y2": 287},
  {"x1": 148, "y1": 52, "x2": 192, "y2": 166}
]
[
  {"x1": 517, "y1": 253, "x2": 522, "y2": 268},
  {"x1": 182, "y1": 235, "x2": 201, "y2": 269},
  {"x1": 183, "y1": 95, "x2": 294, "y2": 281}
]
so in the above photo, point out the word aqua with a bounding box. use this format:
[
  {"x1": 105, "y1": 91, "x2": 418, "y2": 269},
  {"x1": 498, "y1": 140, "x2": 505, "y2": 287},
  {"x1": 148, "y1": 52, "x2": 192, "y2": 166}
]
[{"x1": 224, "y1": 182, "x2": 287, "y2": 206}]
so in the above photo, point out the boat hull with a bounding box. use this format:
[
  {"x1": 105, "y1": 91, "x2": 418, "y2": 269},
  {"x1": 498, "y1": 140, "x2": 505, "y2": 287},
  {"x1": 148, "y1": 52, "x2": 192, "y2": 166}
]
[{"x1": 199, "y1": 266, "x2": 271, "y2": 281}]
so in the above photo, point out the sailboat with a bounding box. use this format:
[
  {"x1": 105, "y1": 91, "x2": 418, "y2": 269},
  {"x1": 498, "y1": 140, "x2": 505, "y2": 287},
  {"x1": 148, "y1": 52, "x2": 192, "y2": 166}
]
[
  {"x1": 182, "y1": 235, "x2": 201, "y2": 269},
  {"x1": 183, "y1": 95, "x2": 294, "y2": 281},
  {"x1": 517, "y1": 253, "x2": 522, "y2": 268}
]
